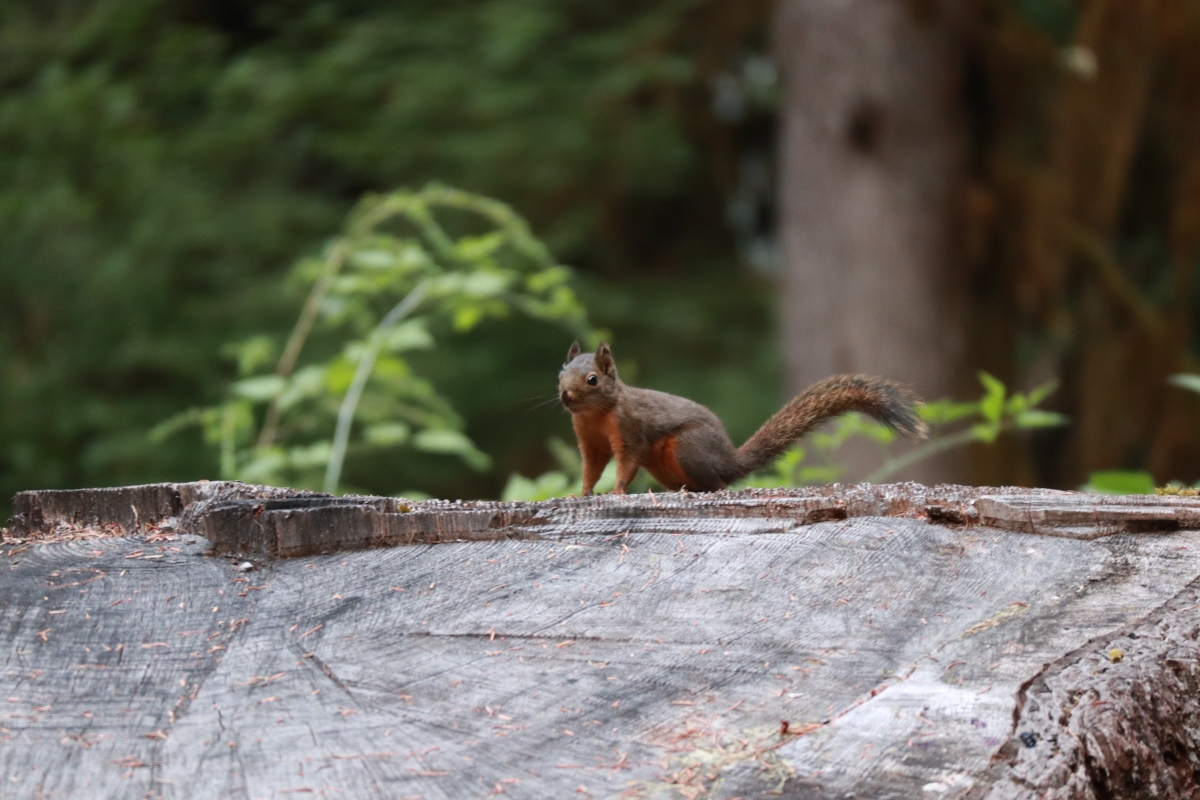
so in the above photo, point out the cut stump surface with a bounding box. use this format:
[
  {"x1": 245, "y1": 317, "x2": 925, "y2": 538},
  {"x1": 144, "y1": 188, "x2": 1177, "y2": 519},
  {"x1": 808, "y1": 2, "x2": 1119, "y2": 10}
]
[{"x1": 3, "y1": 482, "x2": 1200, "y2": 799}]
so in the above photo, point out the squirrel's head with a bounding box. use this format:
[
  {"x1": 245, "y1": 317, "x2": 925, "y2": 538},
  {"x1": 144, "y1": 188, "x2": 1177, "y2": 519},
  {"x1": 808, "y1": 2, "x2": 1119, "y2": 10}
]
[{"x1": 558, "y1": 340, "x2": 619, "y2": 412}]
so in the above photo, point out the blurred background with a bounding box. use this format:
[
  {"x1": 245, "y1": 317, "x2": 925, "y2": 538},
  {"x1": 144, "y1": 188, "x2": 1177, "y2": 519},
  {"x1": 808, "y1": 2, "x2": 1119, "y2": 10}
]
[{"x1": 3, "y1": 0, "x2": 1200, "y2": 519}]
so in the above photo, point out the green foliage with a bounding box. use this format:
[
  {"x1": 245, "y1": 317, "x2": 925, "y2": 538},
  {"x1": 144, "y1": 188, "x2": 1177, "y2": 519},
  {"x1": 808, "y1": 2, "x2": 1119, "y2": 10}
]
[
  {"x1": 154, "y1": 185, "x2": 594, "y2": 494},
  {"x1": 738, "y1": 372, "x2": 1066, "y2": 489},
  {"x1": 1077, "y1": 374, "x2": 1200, "y2": 495},
  {"x1": 501, "y1": 372, "x2": 1067, "y2": 500},
  {"x1": 1083, "y1": 470, "x2": 1156, "y2": 496},
  {"x1": 0, "y1": 0, "x2": 762, "y2": 517}
]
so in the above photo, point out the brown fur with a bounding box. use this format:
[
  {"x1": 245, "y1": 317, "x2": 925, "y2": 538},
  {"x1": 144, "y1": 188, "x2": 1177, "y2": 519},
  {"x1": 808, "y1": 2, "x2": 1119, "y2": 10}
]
[
  {"x1": 558, "y1": 342, "x2": 928, "y2": 494},
  {"x1": 644, "y1": 435, "x2": 691, "y2": 490}
]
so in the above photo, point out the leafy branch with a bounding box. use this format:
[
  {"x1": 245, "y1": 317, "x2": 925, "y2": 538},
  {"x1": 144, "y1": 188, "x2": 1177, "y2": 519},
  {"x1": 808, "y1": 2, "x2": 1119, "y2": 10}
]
[
  {"x1": 865, "y1": 373, "x2": 1065, "y2": 483},
  {"x1": 155, "y1": 184, "x2": 595, "y2": 494}
]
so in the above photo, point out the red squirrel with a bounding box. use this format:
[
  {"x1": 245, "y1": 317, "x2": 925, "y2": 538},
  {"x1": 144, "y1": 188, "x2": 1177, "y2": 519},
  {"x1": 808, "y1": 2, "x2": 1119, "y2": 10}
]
[{"x1": 558, "y1": 341, "x2": 927, "y2": 494}]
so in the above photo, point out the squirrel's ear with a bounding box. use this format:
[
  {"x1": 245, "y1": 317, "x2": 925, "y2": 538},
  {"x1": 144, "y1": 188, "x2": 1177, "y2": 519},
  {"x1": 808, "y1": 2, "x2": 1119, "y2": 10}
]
[
  {"x1": 594, "y1": 342, "x2": 616, "y2": 376},
  {"x1": 566, "y1": 340, "x2": 582, "y2": 362}
]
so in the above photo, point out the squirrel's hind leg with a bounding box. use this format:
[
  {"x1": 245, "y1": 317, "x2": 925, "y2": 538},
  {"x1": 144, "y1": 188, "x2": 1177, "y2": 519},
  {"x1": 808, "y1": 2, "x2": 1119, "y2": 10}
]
[{"x1": 672, "y1": 426, "x2": 739, "y2": 492}]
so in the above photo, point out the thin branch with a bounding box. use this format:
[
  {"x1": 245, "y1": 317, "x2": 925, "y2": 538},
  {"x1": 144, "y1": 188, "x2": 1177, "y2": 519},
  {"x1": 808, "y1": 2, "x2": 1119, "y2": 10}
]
[
  {"x1": 323, "y1": 281, "x2": 431, "y2": 495},
  {"x1": 256, "y1": 196, "x2": 419, "y2": 450},
  {"x1": 256, "y1": 243, "x2": 348, "y2": 449}
]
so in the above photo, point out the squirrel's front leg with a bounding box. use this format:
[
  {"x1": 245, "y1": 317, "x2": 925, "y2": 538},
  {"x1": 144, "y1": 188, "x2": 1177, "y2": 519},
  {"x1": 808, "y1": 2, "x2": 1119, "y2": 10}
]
[
  {"x1": 573, "y1": 413, "x2": 612, "y2": 496},
  {"x1": 612, "y1": 451, "x2": 641, "y2": 495},
  {"x1": 579, "y1": 447, "x2": 609, "y2": 496}
]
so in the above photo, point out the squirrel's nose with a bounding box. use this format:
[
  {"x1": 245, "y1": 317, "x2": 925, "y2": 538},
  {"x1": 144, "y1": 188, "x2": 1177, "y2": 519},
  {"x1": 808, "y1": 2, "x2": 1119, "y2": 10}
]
[{"x1": 561, "y1": 390, "x2": 572, "y2": 405}]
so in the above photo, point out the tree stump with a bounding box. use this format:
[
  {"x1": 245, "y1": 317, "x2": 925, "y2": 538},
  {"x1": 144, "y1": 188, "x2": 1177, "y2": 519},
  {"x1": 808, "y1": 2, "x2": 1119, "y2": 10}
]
[{"x1": 4, "y1": 482, "x2": 1200, "y2": 798}]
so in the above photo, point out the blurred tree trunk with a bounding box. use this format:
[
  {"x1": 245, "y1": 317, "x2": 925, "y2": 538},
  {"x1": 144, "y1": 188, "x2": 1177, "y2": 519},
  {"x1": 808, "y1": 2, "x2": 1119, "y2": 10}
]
[
  {"x1": 773, "y1": 0, "x2": 971, "y2": 483},
  {"x1": 1039, "y1": 1, "x2": 1200, "y2": 487},
  {"x1": 979, "y1": 0, "x2": 1200, "y2": 489}
]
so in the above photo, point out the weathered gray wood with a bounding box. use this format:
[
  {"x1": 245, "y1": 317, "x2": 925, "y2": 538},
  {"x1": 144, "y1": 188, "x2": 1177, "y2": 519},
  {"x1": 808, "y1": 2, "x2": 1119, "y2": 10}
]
[
  {"x1": 975, "y1": 492, "x2": 1200, "y2": 539},
  {"x1": 6, "y1": 482, "x2": 188, "y2": 536},
  {"x1": 197, "y1": 497, "x2": 541, "y2": 558},
  {"x1": 968, "y1": 578, "x2": 1200, "y2": 799},
  {"x1": 4, "y1": 481, "x2": 318, "y2": 540},
  {"x1": 20, "y1": 481, "x2": 1200, "y2": 559},
  {"x1": 6, "y1": 483, "x2": 1200, "y2": 797}
]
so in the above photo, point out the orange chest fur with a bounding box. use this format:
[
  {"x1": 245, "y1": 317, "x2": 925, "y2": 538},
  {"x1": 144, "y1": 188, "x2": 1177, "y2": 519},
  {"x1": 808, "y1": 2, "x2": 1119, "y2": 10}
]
[
  {"x1": 571, "y1": 409, "x2": 692, "y2": 490},
  {"x1": 572, "y1": 409, "x2": 622, "y2": 457}
]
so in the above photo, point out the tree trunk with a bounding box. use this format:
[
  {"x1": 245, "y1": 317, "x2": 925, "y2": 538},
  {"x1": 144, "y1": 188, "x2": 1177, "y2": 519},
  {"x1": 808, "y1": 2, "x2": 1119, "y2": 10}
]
[{"x1": 773, "y1": 0, "x2": 970, "y2": 483}]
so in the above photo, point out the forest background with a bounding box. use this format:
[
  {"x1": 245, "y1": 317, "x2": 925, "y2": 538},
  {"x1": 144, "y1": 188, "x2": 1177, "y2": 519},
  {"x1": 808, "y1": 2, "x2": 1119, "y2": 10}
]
[{"x1": 3, "y1": 0, "x2": 1200, "y2": 521}]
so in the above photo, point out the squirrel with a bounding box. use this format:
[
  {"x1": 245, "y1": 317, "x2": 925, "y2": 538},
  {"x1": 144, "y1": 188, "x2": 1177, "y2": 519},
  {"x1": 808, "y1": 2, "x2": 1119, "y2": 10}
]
[{"x1": 558, "y1": 341, "x2": 928, "y2": 495}]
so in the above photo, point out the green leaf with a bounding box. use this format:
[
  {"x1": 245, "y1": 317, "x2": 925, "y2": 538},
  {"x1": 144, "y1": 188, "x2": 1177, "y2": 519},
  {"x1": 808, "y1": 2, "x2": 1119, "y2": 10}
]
[
  {"x1": 526, "y1": 266, "x2": 571, "y2": 293},
  {"x1": 383, "y1": 319, "x2": 434, "y2": 352},
  {"x1": 971, "y1": 421, "x2": 1002, "y2": 444},
  {"x1": 1025, "y1": 379, "x2": 1060, "y2": 408},
  {"x1": 1013, "y1": 409, "x2": 1069, "y2": 429},
  {"x1": 232, "y1": 375, "x2": 286, "y2": 402},
  {"x1": 292, "y1": 256, "x2": 329, "y2": 284},
  {"x1": 977, "y1": 371, "x2": 1006, "y2": 424},
  {"x1": 591, "y1": 461, "x2": 618, "y2": 494},
  {"x1": 1085, "y1": 470, "x2": 1156, "y2": 495},
  {"x1": 413, "y1": 429, "x2": 492, "y2": 470},
  {"x1": 857, "y1": 417, "x2": 896, "y2": 444},
  {"x1": 453, "y1": 232, "x2": 507, "y2": 261},
  {"x1": 547, "y1": 437, "x2": 582, "y2": 477},
  {"x1": 460, "y1": 270, "x2": 509, "y2": 297},
  {"x1": 289, "y1": 441, "x2": 333, "y2": 468},
  {"x1": 224, "y1": 336, "x2": 277, "y2": 377},
  {"x1": 501, "y1": 470, "x2": 573, "y2": 501},
  {"x1": 797, "y1": 465, "x2": 842, "y2": 483},
  {"x1": 762, "y1": 448, "x2": 803, "y2": 485},
  {"x1": 453, "y1": 306, "x2": 484, "y2": 331},
  {"x1": 324, "y1": 359, "x2": 358, "y2": 393},
  {"x1": 331, "y1": 274, "x2": 381, "y2": 295},
  {"x1": 414, "y1": 428, "x2": 474, "y2": 453},
  {"x1": 350, "y1": 249, "x2": 396, "y2": 269},
  {"x1": 812, "y1": 412, "x2": 894, "y2": 450},
  {"x1": 501, "y1": 473, "x2": 539, "y2": 501},
  {"x1": 396, "y1": 243, "x2": 435, "y2": 271},
  {"x1": 371, "y1": 354, "x2": 412, "y2": 383},
  {"x1": 213, "y1": 401, "x2": 255, "y2": 449},
  {"x1": 364, "y1": 422, "x2": 411, "y2": 446},
  {"x1": 239, "y1": 450, "x2": 288, "y2": 484},
  {"x1": 918, "y1": 399, "x2": 980, "y2": 425},
  {"x1": 735, "y1": 472, "x2": 786, "y2": 490},
  {"x1": 1005, "y1": 392, "x2": 1027, "y2": 416},
  {"x1": 1169, "y1": 374, "x2": 1200, "y2": 396},
  {"x1": 808, "y1": 430, "x2": 838, "y2": 452},
  {"x1": 277, "y1": 365, "x2": 327, "y2": 411}
]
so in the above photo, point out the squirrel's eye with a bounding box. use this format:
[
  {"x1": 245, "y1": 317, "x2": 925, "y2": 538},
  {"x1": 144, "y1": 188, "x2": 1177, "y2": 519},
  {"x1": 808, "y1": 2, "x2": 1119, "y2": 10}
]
[{"x1": 587, "y1": 374, "x2": 598, "y2": 386}]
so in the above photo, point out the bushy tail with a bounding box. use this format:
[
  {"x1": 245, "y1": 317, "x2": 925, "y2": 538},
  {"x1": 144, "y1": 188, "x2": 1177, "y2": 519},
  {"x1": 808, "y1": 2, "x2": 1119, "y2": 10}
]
[{"x1": 735, "y1": 375, "x2": 927, "y2": 475}]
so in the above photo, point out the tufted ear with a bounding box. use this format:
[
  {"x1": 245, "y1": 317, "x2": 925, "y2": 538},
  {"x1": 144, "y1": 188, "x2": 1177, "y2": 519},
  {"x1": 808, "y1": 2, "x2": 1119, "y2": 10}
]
[
  {"x1": 566, "y1": 340, "x2": 582, "y2": 362},
  {"x1": 594, "y1": 342, "x2": 616, "y2": 377}
]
